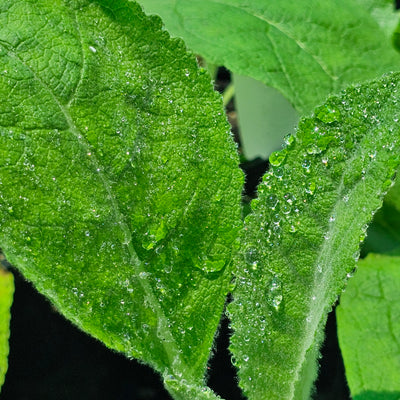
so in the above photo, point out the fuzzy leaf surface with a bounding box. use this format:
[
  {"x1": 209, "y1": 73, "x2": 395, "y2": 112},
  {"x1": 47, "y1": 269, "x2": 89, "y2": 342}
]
[
  {"x1": 0, "y1": 268, "x2": 13, "y2": 392},
  {"x1": 0, "y1": 0, "x2": 243, "y2": 392},
  {"x1": 228, "y1": 73, "x2": 400, "y2": 400},
  {"x1": 138, "y1": 0, "x2": 400, "y2": 115},
  {"x1": 337, "y1": 254, "x2": 400, "y2": 399}
]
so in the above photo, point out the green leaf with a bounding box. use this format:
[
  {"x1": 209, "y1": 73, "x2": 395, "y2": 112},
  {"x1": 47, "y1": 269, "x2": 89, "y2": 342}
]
[
  {"x1": 0, "y1": 0, "x2": 243, "y2": 394},
  {"x1": 0, "y1": 266, "x2": 13, "y2": 392},
  {"x1": 362, "y1": 179, "x2": 400, "y2": 255},
  {"x1": 354, "y1": 0, "x2": 400, "y2": 38},
  {"x1": 337, "y1": 254, "x2": 400, "y2": 400},
  {"x1": 137, "y1": 0, "x2": 400, "y2": 115},
  {"x1": 228, "y1": 73, "x2": 400, "y2": 400}
]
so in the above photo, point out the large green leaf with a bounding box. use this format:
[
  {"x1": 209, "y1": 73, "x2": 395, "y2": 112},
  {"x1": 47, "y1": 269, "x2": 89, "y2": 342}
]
[
  {"x1": 137, "y1": 0, "x2": 400, "y2": 115},
  {"x1": 337, "y1": 254, "x2": 400, "y2": 400},
  {"x1": 0, "y1": 266, "x2": 13, "y2": 392},
  {"x1": 0, "y1": 0, "x2": 242, "y2": 396},
  {"x1": 228, "y1": 73, "x2": 400, "y2": 400}
]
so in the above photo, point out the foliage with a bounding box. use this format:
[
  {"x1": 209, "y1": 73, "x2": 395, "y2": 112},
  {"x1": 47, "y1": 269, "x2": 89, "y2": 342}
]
[
  {"x1": 337, "y1": 254, "x2": 400, "y2": 399},
  {"x1": 0, "y1": 0, "x2": 400, "y2": 399},
  {"x1": 138, "y1": 0, "x2": 400, "y2": 115}
]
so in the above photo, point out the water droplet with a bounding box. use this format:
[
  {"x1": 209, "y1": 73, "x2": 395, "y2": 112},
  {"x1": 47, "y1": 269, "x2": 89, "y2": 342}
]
[
  {"x1": 281, "y1": 204, "x2": 291, "y2": 214},
  {"x1": 266, "y1": 194, "x2": 279, "y2": 209},
  {"x1": 267, "y1": 276, "x2": 283, "y2": 310},
  {"x1": 243, "y1": 355, "x2": 249, "y2": 362},
  {"x1": 302, "y1": 159, "x2": 311, "y2": 170},
  {"x1": 164, "y1": 264, "x2": 172, "y2": 274},
  {"x1": 283, "y1": 193, "x2": 296, "y2": 204},
  {"x1": 139, "y1": 271, "x2": 148, "y2": 279},
  {"x1": 244, "y1": 247, "x2": 259, "y2": 268},
  {"x1": 283, "y1": 134, "x2": 295, "y2": 147},
  {"x1": 194, "y1": 254, "x2": 225, "y2": 273},
  {"x1": 305, "y1": 181, "x2": 316, "y2": 195},
  {"x1": 272, "y1": 213, "x2": 281, "y2": 225},
  {"x1": 306, "y1": 143, "x2": 322, "y2": 155},
  {"x1": 315, "y1": 103, "x2": 341, "y2": 123},
  {"x1": 269, "y1": 149, "x2": 287, "y2": 167},
  {"x1": 273, "y1": 167, "x2": 284, "y2": 179},
  {"x1": 142, "y1": 221, "x2": 167, "y2": 250}
]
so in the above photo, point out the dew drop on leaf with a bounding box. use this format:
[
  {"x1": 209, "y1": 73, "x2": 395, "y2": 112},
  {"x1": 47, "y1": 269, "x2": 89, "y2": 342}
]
[
  {"x1": 269, "y1": 149, "x2": 287, "y2": 166},
  {"x1": 283, "y1": 133, "x2": 295, "y2": 147},
  {"x1": 193, "y1": 254, "x2": 225, "y2": 273},
  {"x1": 267, "y1": 276, "x2": 283, "y2": 310},
  {"x1": 266, "y1": 194, "x2": 279, "y2": 209},
  {"x1": 302, "y1": 158, "x2": 311, "y2": 170},
  {"x1": 315, "y1": 103, "x2": 342, "y2": 123},
  {"x1": 306, "y1": 143, "x2": 322, "y2": 155},
  {"x1": 283, "y1": 192, "x2": 296, "y2": 204},
  {"x1": 244, "y1": 247, "x2": 259, "y2": 268},
  {"x1": 142, "y1": 220, "x2": 167, "y2": 250},
  {"x1": 305, "y1": 181, "x2": 316, "y2": 195},
  {"x1": 273, "y1": 167, "x2": 284, "y2": 179},
  {"x1": 139, "y1": 272, "x2": 148, "y2": 279}
]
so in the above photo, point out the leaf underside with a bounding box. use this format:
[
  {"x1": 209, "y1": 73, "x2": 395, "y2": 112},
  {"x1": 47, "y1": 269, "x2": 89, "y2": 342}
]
[
  {"x1": 337, "y1": 254, "x2": 400, "y2": 399},
  {"x1": 228, "y1": 73, "x2": 400, "y2": 400},
  {"x1": 137, "y1": 0, "x2": 400, "y2": 115},
  {"x1": 0, "y1": 0, "x2": 243, "y2": 393}
]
